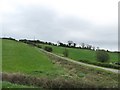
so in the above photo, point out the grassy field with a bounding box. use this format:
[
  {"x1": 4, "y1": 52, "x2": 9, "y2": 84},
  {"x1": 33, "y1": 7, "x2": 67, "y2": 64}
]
[
  {"x1": 1, "y1": 39, "x2": 119, "y2": 88},
  {"x1": 38, "y1": 44, "x2": 118, "y2": 64},
  {"x1": 2, "y1": 39, "x2": 69, "y2": 78}
]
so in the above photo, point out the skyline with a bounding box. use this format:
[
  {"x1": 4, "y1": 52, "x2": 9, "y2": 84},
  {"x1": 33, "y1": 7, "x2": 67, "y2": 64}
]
[{"x1": 0, "y1": 0, "x2": 119, "y2": 51}]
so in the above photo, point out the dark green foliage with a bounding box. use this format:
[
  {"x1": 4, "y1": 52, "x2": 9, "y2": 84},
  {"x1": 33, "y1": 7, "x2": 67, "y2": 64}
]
[
  {"x1": 2, "y1": 37, "x2": 17, "y2": 41},
  {"x1": 44, "y1": 46, "x2": 53, "y2": 52},
  {"x1": 96, "y1": 50, "x2": 110, "y2": 63},
  {"x1": 36, "y1": 45, "x2": 42, "y2": 48},
  {"x1": 78, "y1": 59, "x2": 120, "y2": 69},
  {"x1": 63, "y1": 48, "x2": 69, "y2": 57},
  {"x1": 114, "y1": 62, "x2": 120, "y2": 65}
]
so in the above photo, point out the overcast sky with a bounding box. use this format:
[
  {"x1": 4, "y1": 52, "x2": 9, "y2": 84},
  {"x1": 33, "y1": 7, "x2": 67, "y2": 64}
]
[{"x1": 0, "y1": 0, "x2": 119, "y2": 51}]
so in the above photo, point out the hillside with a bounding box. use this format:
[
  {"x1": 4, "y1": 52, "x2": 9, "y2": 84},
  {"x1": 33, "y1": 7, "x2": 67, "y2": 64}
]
[
  {"x1": 35, "y1": 43, "x2": 119, "y2": 69},
  {"x1": 39, "y1": 44, "x2": 118, "y2": 62},
  {"x1": 2, "y1": 39, "x2": 67, "y2": 78},
  {"x1": 1, "y1": 39, "x2": 119, "y2": 88}
]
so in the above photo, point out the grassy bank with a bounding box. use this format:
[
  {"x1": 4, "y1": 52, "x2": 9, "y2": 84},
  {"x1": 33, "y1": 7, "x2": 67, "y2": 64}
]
[
  {"x1": 2, "y1": 39, "x2": 119, "y2": 88},
  {"x1": 38, "y1": 44, "x2": 118, "y2": 63},
  {"x1": 2, "y1": 39, "x2": 68, "y2": 78},
  {"x1": 37, "y1": 44, "x2": 119, "y2": 69}
]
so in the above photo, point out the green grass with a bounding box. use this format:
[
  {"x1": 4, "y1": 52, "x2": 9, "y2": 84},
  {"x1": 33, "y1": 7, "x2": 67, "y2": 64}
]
[
  {"x1": 1, "y1": 81, "x2": 38, "y2": 88},
  {"x1": 2, "y1": 39, "x2": 67, "y2": 78},
  {"x1": 2, "y1": 39, "x2": 119, "y2": 88},
  {"x1": 39, "y1": 44, "x2": 118, "y2": 64}
]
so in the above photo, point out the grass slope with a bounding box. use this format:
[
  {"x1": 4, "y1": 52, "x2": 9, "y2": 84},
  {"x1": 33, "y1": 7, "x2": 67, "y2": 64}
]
[
  {"x1": 39, "y1": 44, "x2": 118, "y2": 63},
  {"x1": 2, "y1": 39, "x2": 119, "y2": 88},
  {"x1": 2, "y1": 39, "x2": 66, "y2": 78}
]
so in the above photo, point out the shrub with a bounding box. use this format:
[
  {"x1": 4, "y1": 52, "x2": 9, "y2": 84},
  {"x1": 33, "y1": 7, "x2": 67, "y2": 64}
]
[
  {"x1": 63, "y1": 48, "x2": 69, "y2": 57},
  {"x1": 44, "y1": 46, "x2": 53, "y2": 52},
  {"x1": 2, "y1": 37, "x2": 17, "y2": 41},
  {"x1": 2, "y1": 73, "x2": 96, "y2": 88},
  {"x1": 96, "y1": 50, "x2": 110, "y2": 63},
  {"x1": 78, "y1": 59, "x2": 120, "y2": 69},
  {"x1": 37, "y1": 45, "x2": 42, "y2": 48},
  {"x1": 114, "y1": 62, "x2": 120, "y2": 65}
]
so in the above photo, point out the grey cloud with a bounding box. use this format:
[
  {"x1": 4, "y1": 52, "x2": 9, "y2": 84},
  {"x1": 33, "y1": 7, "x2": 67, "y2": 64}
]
[
  {"x1": 2, "y1": 5, "x2": 118, "y2": 51},
  {"x1": 57, "y1": 17, "x2": 92, "y2": 31}
]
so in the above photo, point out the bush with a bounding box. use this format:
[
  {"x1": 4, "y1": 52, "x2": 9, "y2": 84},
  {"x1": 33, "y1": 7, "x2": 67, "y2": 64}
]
[
  {"x1": 2, "y1": 37, "x2": 17, "y2": 41},
  {"x1": 2, "y1": 73, "x2": 97, "y2": 88},
  {"x1": 114, "y1": 62, "x2": 120, "y2": 65},
  {"x1": 36, "y1": 45, "x2": 42, "y2": 48},
  {"x1": 44, "y1": 46, "x2": 53, "y2": 52},
  {"x1": 96, "y1": 50, "x2": 110, "y2": 63},
  {"x1": 63, "y1": 48, "x2": 69, "y2": 57},
  {"x1": 78, "y1": 59, "x2": 120, "y2": 69}
]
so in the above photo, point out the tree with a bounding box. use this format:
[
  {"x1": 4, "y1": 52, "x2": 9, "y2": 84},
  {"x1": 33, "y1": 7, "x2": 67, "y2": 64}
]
[
  {"x1": 73, "y1": 43, "x2": 76, "y2": 47},
  {"x1": 86, "y1": 44, "x2": 92, "y2": 50},
  {"x1": 68, "y1": 41, "x2": 73, "y2": 47},
  {"x1": 81, "y1": 43, "x2": 85, "y2": 49},
  {"x1": 63, "y1": 48, "x2": 69, "y2": 57},
  {"x1": 57, "y1": 41, "x2": 61, "y2": 46},
  {"x1": 92, "y1": 46, "x2": 95, "y2": 51},
  {"x1": 96, "y1": 47, "x2": 99, "y2": 50},
  {"x1": 96, "y1": 50, "x2": 110, "y2": 63},
  {"x1": 44, "y1": 46, "x2": 53, "y2": 52}
]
